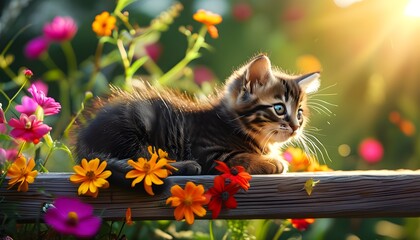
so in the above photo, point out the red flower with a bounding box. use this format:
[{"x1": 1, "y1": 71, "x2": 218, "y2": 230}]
[
  {"x1": 290, "y1": 218, "x2": 315, "y2": 231},
  {"x1": 214, "y1": 160, "x2": 252, "y2": 190},
  {"x1": 206, "y1": 176, "x2": 240, "y2": 219},
  {"x1": 8, "y1": 114, "x2": 51, "y2": 142}
]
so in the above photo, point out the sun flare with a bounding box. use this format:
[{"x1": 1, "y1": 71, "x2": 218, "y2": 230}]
[{"x1": 405, "y1": 0, "x2": 420, "y2": 17}]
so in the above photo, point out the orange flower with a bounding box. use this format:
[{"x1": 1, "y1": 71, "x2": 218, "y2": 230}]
[
  {"x1": 125, "y1": 208, "x2": 134, "y2": 226},
  {"x1": 70, "y1": 158, "x2": 112, "y2": 198},
  {"x1": 125, "y1": 146, "x2": 173, "y2": 195},
  {"x1": 166, "y1": 182, "x2": 209, "y2": 224},
  {"x1": 92, "y1": 11, "x2": 116, "y2": 37},
  {"x1": 193, "y1": 9, "x2": 223, "y2": 38},
  {"x1": 7, "y1": 155, "x2": 38, "y2": 192}
]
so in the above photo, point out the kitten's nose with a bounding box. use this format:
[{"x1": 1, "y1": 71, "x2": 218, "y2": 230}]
[{"x1": 290, "y1": 125, "x2": 299, "y2": 132}]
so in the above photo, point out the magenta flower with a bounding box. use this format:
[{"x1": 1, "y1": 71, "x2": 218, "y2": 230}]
[
  {"x1": 43, "y1": 16, "x2": 78, "y2": 42},
  {"x1": 8, "y1": 114, "x2": 51, "y2": 142},
  {"x1": 33, "y1": 80, "x2": 49, "y2": 95},
  {"x1": 15, "y1": 96, "x2": 38, "y2": 116},
  {"x1": 28, "y1": 84, "x2": 61, "y2": 116},
  {"x1": 24, "y1": 37, "x2": 49, "y2": 60},
  {"x1": 0, "y1": 148, "x2": 18, "y2": 164},
  {"x1": 44, "y1": 197, "x2": 101, "y2": 238},
  {"x1": 358, "y1": 138, "x2": 384, "y2": 163},
  {"x1": 0, "y1": 104, "x2": 6, "y2": 134}
]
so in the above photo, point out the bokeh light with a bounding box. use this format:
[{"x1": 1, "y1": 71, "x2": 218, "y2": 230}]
[{"x1": 358, "y1": 138, "x2": 384, "y2": 163}]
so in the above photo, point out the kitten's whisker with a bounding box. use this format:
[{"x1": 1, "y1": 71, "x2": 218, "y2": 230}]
[
  {"x1": 307, "y1": 104, "x2": 332, "y2": 116},
  {"x1": 303, "y1": 132, "x2": 332, "y2": 163},
  {"x1": 311, "y1": 83, "x2": 337, "y2": 94},
  {"x1": 309, "y1": 102, "x2": 333, "y2": 114},
  {"x1": 261, "y1": 130, "x2": 277, "y2": 152},
  {"x1": 310, "y1": 98, "x2": 338, "y2": 107}
]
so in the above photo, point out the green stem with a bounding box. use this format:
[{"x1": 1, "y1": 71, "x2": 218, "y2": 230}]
[
  {"x1": 158, "y1": 26, "x2": 207, "y2": 85},
  {"x1": 42, "y1": 146, "x2": 54, "y2": 172},
  {"x1": 272, "y1": 221, "x2": 288, "y2": 240},
  {"x1": 86, "y1": 40, "x2": 104, "y2": 91},
  {"x1": 117, "y1": 39, "x2": 132, "y2": 89},
  {"x1": 4, "y1": 79, "x2": 28, "y2": 113},
  {"x1": 209, "y1": 220, "x2": 215, "y2": 240},
  {"x1": 17, "y1": 141, "x2": 26, "y2": 157},
  {"x1": 1, "y1": 66, "x2": 17, "y2": 80},
  {"x1": 61, "y1": 41, "x2": 78, "y2": 79},
  {"x1": 52, "y1": 79, "x2": 70, "y2": 139}
]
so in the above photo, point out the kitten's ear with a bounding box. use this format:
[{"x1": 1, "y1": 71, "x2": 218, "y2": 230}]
[
  {"x1": 245, "y1": 55, "x2": 274, "y2": 93},
  {"x1": 296, "y1": 72, "x2": 321, "y2": 94}
]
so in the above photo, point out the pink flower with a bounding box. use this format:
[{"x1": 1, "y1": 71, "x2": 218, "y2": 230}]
[
  {"x1": 358, "y1": 138, "x2": 384, "y2": 163},
  {"x1": 43, "y1": 16, "x2": 78, "y2": 42},
  {"x1": 0, "y1": 148, "x2": 18, "y2": 164},
  {"x1": 8, "y1": 114, "x2": 51, "y2": 142},
  {"x1": 145, "y1": 43, "x2": 162, "y2": 62},
  {"x1": 193, "y1": 66, "x2": 215, "y2": 85},
  {"x1": 33, "y1": 80, "x2": 49, "y2": 95},
  {"x1": 24, "y1": 37, "x2": 49, "y2": 60},
  {"x1": 44, "y1": 197, "x2": 101, "y2": 238},
  {"x1": 0, "y1": 105, "x2": 6, "y2": 134},
  {"x1": 232, "y1": 2, "x2": 253, "y2": 22},
  {"x1": 15, "y1": 96, "x2": 38, "y2": 116},
  {"x1": 28, "y1": 84, "x2": 61, "y2": 116}
]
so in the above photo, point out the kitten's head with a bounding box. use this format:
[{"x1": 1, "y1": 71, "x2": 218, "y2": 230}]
[{"x1": 224, "y1": 54, "x2": 320, "y2": 148}]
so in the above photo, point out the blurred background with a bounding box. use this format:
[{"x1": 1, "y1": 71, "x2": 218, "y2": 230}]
[{"x1": 1, "y1": 0, "x2": 419, "y2": 239}]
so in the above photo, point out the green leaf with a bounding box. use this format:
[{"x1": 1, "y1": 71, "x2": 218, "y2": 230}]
[
  {"x1": 127, "y1": 56, "x2": 149, "y2": 78},
  {"x1": 0, "y1": 134, "x2": 13, "y2": 141},
  {"x1": 115, "y1": 0, "x2": 137, "y2": 13},
  {"x1": 304, "y1": 178, "x2": 320, "y2": 196}
]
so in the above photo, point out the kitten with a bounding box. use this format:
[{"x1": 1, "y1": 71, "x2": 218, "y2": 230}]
[{"x1": 75, "y1": 54, "x2": 320, "y2": 182}]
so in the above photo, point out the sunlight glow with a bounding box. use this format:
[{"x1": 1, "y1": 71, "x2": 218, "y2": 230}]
[{"x1": 405, "y1": 0, "x2": 420, "y2": 17}]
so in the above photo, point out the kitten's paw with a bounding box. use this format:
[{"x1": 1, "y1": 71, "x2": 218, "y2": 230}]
[
  {"x1": 267, "y1": 157, "x2": 289, "y2": 174},
  {"x1": 170, "y1": 161, "x2": 202, "y2": 175}
]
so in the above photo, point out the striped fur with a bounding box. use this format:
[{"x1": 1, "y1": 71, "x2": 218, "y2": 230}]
[{"x1": 75, "y1": 54, "x2": 320, "y2": 180}]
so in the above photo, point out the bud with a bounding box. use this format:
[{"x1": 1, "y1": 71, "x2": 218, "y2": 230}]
[{"x1": 23, "y1": 69, "x2": 33, "y2": 79}]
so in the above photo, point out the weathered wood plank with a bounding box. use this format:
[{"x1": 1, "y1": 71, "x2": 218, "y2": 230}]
[{"x1": 1, "y1": 170, "x2": 420, "y2": 222}]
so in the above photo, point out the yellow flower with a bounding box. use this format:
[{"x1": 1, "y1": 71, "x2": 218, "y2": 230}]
[
  {"x1": 166, "y1": 182, "x2": 209, "y2": 225},
  {"x1": 92, "y1": 11, "x2": 117, "y2": 37},
  {"x1": 70, "y1": 158, "x2": 112, "y2": 198},
  {"x1": 193, "y1": 9, "x2": 223, "y2": 39},
  {"x1": 7, "y1": 155, "x2": 38, "y2": 192},
  {"x1": 125, "y1": 146, "x2": 173, "y2": 195}
]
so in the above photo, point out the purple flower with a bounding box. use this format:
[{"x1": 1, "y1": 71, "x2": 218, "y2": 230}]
[
  {"x1": 24, "y1": 37, "x2": 49, "y2": 60},
  {"x1": 43, "y1": 16, "x2": 78, "y2": 42},
  {"x1": 15, "y1": 96, "x2": 38, "y2": 116},
  {"x1": 0, "y1": 148, "x2": 18, "y2": 164},
  {"x1": 33, "y1": 80, "x2": 49, "y2": 95},
  {"x1": 44, "y1": 197, "x2": 101, "y2": 238},
  {"x1": 28, "y1": 84, "x2": 61, "y2": 116},
  {"x1": 8, "y1": 114, "x2": 51, "y2": 143}
]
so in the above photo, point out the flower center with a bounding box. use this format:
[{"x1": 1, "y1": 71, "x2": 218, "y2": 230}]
[
  {"x1": 230, "y1": 167, "x2": 238, "y2": 176},
  {"x1": 86, "y1": 170, "x2": 96, "y2": 180},
  {"x1": 25, "y1": 121, "x2": 32, "y2": 129},
  {"x1": 184, "y1": 196, "x2": 193, "y2": 206},
  {"x1": 143, "y1": 163, "x2": 151, "y2": 172},
  {"x1": 67, "y1": 211, "x2": 79, "y2": 226},
  {"x1": 221, "y1": 191, "x2": 230, "y2": 201}
]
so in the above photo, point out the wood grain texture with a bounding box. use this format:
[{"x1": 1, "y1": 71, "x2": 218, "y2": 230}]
[{"x1": 1, "y1": 170, "x2": 420, "y2": 222}]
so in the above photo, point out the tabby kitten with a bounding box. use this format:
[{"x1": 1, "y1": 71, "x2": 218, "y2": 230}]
[{"x1": 75, "y1": 54, "x2": 320, "y2": 182}]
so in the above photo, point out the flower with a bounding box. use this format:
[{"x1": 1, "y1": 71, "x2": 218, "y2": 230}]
[
  {"x1": 214, "y1": 160, "x2": 251, "y2": 191},
  {"x1": 15, "y1": 96, "x2": 38, "y2": 116},
  {"x1": 358, "y1": 138, "x2": 384, "y2": 163},
  {"x1": 232, "y1": 2, "x2": 253, "y2": 22},
  {"x1": 8, "y1": 114, "x2": 51, "y2": 143},
  {"x1": 193, "y1": 9, "x2": 223, "y2": 39},
  {"x1": 28, "y1": 84, "x2": 61, "y2": 116},
  {"x1": 193, "y1": 66, "x2": 215, "y2": 85},
  {"x1": 283, "y1": 147, "x2": 320, "y2": 172},
  {"x1": 125, "y1": 208, "x2": 134, "y2": 226},
  {"x1": 23, "y1": 69, "x2": 33, "y2": 78},
  {"x1": 24, "y1": 36, "x2": 49, "y2": 60},
  {"x1": 43, "y1": 16, "x2": 78, "y2": 42},
  {"x1": 70, "y1": 158, "x2": 112, "y2": 198},
  {"x1": 290, "y1": 218, "x2": 315, "y2": 231},
  {"x1": 166, "y1": 182, "x2": 209, "y2": 224},
  {"x1": 206, "y1": 176, "x2": 240, "y2": 219},
  {"x1": 0, "y1": 148, "x2": 18, "y2": 164},
  {"x1": 44, "y1": 197, "x2": 101, "y2": 238},
  {"x1": 125, "y1": 146, "x2": 172, "y2": 195},
  {"x1": 0, "y1": 104, "x2": 6, "y2": 134},
  {"x1": 92, "y1": 11, "x2": 116, "y2": 37},
  {"x1": 7, "y1": 155, "x2": 38, "y2": 192}
]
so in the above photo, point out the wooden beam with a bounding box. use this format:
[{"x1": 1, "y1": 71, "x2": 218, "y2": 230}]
[{"x1": 1, "y1": 170, "x2": 420, "y2": 222}]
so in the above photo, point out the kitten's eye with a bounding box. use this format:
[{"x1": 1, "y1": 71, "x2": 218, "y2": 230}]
[
  {"x1": 297, "y1": 109, "x2": 303, "y2": 119},
  {"x1": 273, "y1": 104, "x2": 286, "y2": 115}
]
